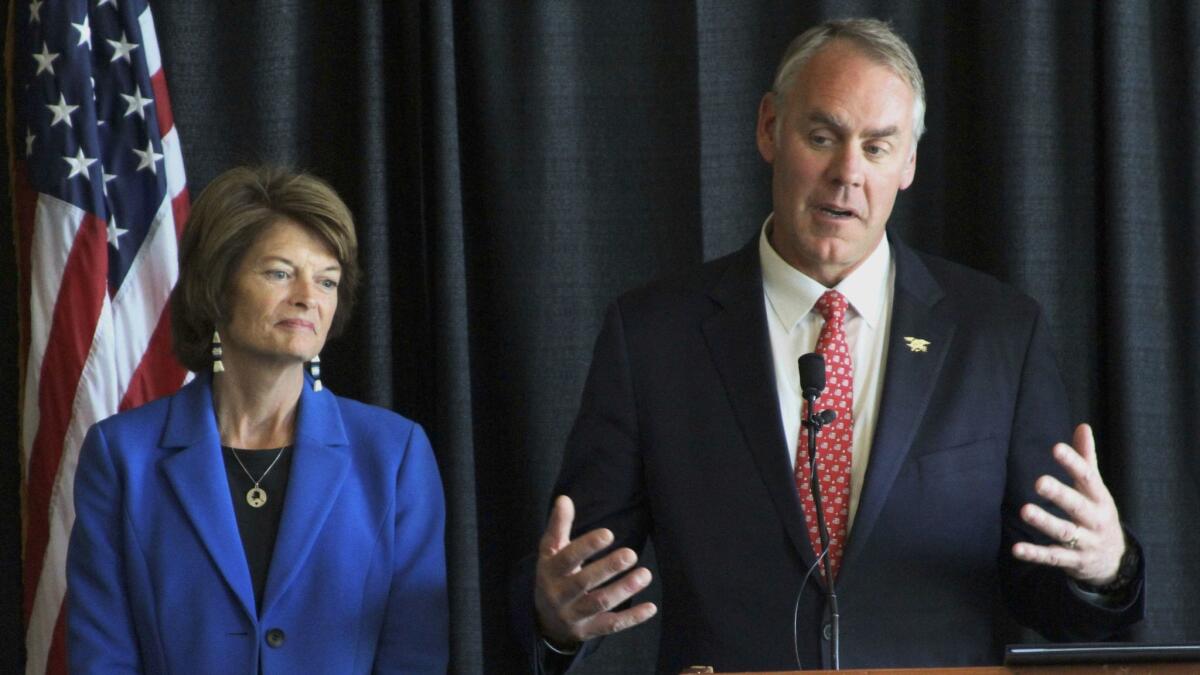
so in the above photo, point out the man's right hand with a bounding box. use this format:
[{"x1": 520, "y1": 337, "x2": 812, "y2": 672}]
[{"x1": 534, "y1": 495, "x2": 658, "y2": 648}]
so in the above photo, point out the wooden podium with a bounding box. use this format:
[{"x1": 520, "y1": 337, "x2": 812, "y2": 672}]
[{"x1": 683, "y1": 666, "x2": 1200, "y2": 674}]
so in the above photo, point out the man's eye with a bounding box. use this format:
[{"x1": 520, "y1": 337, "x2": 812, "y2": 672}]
[
  {"x1": 810, "y1": 134, "x2": 833, "y2": 146},
  {"x1": 865, "y1": 144, "x2": 889, "y2": 157}
]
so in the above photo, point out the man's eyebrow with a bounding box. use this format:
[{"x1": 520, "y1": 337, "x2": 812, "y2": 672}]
[{"x1": 808, "y1": 111, "x2": 900, "y2": 139}]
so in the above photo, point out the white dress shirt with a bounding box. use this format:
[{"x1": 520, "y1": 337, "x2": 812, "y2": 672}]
[{"x1": 759, "y1": 215, "x2": 895, "y2": 533}]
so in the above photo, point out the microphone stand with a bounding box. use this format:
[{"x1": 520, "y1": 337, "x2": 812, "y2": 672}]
[{"x1": 802, "y1": 391, "x2": 839, "y2": 670}]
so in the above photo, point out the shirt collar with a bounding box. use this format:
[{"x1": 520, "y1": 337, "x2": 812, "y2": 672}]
[{"x1": 759, "y1": 214, "x2": 892, "y2": 330}]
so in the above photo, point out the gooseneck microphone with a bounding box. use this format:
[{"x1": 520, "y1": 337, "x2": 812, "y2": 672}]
[
  {"x1": 797, "y1": 353, "x2": 840, "y2": 670},
  {"x1": 798, "y1": 352, "x2": 826, "y2": 398}
]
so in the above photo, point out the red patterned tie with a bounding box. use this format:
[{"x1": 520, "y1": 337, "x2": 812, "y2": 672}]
[{"x1": 794, "y1": 289, "x2": 854, "y2": 578}]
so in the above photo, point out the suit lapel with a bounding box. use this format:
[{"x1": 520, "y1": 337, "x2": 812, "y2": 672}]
[
  {"x1": 841, "y1": 237, "x2": 955, "y2": 572},
  {"x1": 160, "y1": 375, "x2": 257, "y2": 622},
  {"x1": 260, "y1": 380, "x2": 350, "y2": 615},
  {"x1": 702, "y1": 241, "x2": 820, "y2": 573}
]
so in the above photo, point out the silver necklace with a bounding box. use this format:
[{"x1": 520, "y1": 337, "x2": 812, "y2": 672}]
[{"x1": 228, "y1": 446, "x2": 288, "y2": 508}]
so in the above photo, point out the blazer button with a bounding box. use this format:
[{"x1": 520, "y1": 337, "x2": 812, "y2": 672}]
[
  {"x1": 266, "y1": 628, "x2": 286, "y2": 648},
  {"x1": 822, "y1": 623, "x2": 832, "y2": 641}
]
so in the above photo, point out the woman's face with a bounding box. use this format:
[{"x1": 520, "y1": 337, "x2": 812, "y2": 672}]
[{"x1": 220, "y1": 219, "x2": 341, "y2": 369}]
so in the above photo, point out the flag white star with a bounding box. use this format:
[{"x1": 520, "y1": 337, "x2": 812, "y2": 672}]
[
  {"x1": 25, "y1": 129, "x2": 35, "y2": 156},
  {"x1": 104, "y1": 171, "x2": 118, "y2": 184},
  {"x1": 107, "y1": 32, "x2": 139, "y2": 63},
  {"x1": 63, "y1": 148, "x2": 98, "y2": 181},
  {"x1": 121, "y1": 86, "x2": 154, "y2": 119},
  {"x1": 72, "y1": 15, "x2": 92, "y2": 49},
  {"x1": 46, "y1": 94, "x2": 79, "y2": 128},
  {"x1": 98, "y1": 0, "x2": 118, "y2": 7},
  {"x1": 29, "y1": 0, "x2": 43, "y2": 24},
  {"x1": 33, "y1": 42, "x2": 59, "y2": 76},
  {"x1": 107, "y1": 218, "x2": 129, "y2": 248},
  {"x1": 132, "y1": 140, "x2": 163, "y2": 174}
]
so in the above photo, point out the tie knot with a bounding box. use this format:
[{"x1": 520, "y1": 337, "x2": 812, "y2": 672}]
[{"x1": 816, "y1": 290, "x2": 848, "y2": 323}]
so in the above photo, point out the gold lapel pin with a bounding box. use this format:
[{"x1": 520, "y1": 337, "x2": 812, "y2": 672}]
[{"x1": 903, "y1": 337, "x2": 930, "y2": 353}]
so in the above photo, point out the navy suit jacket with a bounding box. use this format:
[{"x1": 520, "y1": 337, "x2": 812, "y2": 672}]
[
  {"x1": 68, "y1": 373, "x2": 448, "y2": 674},
  {"x1": 518, "y1": 234, "x2": 1143, "y2": 673}
]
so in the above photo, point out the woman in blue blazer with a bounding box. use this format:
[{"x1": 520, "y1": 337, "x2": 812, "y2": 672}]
[{"x1": 67, "y1": 166, "x2": 449, "y2": 673}]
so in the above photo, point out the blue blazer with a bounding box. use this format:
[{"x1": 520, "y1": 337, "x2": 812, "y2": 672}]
[
  {"x1": 68, "y1": 373, "x2": 448, "y2": 674},
  {"x1": 514, "y1": 233, "x2": 1143, "y2": 673}
]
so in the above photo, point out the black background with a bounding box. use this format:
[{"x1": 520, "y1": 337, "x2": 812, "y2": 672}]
[{"x1": 3, "y1": 1, "x2": 1199, "y2": 672}]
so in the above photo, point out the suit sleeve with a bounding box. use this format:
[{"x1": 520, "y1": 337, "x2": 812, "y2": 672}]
[
  {"x1": 373, "y1": 423, "x2": 450, "y2": 674},
  {"x1": 67, "y1": 424, "x2": 144, "y2": 674},
  {"x1": 1000, "y1": 306, "x2": 1145, "y2": 639},
  {"x1": 511, "y1": 300, "x2": 652, "y2": 674}
]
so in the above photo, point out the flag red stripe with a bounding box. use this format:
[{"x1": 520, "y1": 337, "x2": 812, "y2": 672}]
[
  {"x1": 172, "y1": 188, "x2": 190, "y2": 239},
  {"x1": 120, "y1": 310, "x2": 185, "y2": 412},
  {"x1": 116, "y1": 188, "x2": 192, "y2": 412},
  {"x1": 21, "y1": 214, "x2": 110, "y2": 620},
  {"x1": 149, "y1": 69, "x2": 175, "y2": 137},
  {"x1": 48, "y1": 602, "x2": 67, "y2": 674},
  {"x1": 14, "y1": 164, "x2": 37, "y2": 381}
]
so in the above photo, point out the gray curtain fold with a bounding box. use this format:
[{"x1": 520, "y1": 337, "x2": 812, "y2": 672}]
[{"x1": 2, "y1": 1, "x2": 1198, "y2": 672}]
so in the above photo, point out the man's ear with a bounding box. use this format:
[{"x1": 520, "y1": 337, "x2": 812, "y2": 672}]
[
  {"x1": 899, "y1": 147, "x2": 917, "y2": 190},
  {"x1": 756, "y1": 92, "x2": 779, "y2": 164}
]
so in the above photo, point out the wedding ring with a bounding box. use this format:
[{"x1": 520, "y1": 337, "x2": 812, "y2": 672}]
[{"x1": 1065, "y1": 530, "x2": 1079, "y2": 549}]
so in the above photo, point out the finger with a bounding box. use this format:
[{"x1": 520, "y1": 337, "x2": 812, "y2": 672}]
[
  {"x1": 1073, "y1": 423, "x2": 1097, "y2": 469},
  {"x1": 566, "y1": 547, "x2": 640, "y2": 598},
  {"x1": 541, "y1": 527, "x2": 616, "y2": 577},
  {"x1": 1034, "y1": 474, "x2": 1092, "y2": 524},
  {"x1": 1065, "y1": 425, "x2": 1114, "y2": 504},
  {"x1": 575, "y1": 601, "x2": 658, "y2": 640},
  {"x1": 539, "y1": 495, "x2": 576, "y2": 558},
  {"x1": 1053, "y1": 442, "x2": 1111, "y2": 506},
  {"x1": 563, "y1": 566, "x2": 653, "y2": 624},
  {"x1": 1021, "y1": 502, "x2": 1083, "y2": 547},
  {"x1": 546, "y1": 546, "x2": 638, "y2": 611},
  {"x1": 1012, "y1": 541, "x2": 1083, "y2": 571}
]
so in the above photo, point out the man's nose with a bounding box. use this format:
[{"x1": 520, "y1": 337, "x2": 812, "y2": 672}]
[{"x1": 827, "y1": 146, "x2": 864, "y2": 188}]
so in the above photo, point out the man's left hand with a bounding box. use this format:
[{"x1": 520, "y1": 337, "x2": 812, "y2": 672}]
[{"x1": 1012, "y1": 423, "x2": 1126, "y2": 586}]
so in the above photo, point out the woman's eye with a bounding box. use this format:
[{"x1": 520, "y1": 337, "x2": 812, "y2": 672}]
[{"x1": 321, "y1": 279, "x2": 339, "y2": 290}]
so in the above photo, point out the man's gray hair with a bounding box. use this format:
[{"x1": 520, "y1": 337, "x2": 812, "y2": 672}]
[{"x1": 771, "y1": 18, "x2": 926, "y2": 143}]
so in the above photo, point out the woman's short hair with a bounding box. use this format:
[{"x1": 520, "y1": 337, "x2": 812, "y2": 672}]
[{"x1": 171, "y1": 166, "x2": 360, "y2": 372}]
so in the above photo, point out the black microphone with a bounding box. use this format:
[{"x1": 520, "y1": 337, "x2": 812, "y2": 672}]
[
  {"x1": 799, "y1": 354, "x2": 838, "y2": 430},
  {"x1": 796, "y1": 352, "x2": 840, "y2": 669},
  {"x1": 798, "y1": 352, "x2": 826, "y2": 398}
]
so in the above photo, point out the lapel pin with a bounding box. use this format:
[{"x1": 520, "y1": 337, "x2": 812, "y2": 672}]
[{"x1": 903, "y1": 337, "x2": 930, "y2": 353}]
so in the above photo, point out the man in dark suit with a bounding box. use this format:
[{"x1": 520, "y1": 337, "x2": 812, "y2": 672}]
[{"x1": 518, "y1": 18, "x2": 1144, "y2": 673}]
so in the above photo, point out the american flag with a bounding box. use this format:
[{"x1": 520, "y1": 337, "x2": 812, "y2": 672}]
[{"x1": 8, "y1": 0, "x2": 189, "y2": 671}]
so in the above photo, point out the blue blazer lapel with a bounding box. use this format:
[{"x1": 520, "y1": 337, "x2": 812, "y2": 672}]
[
  {"x1": 842, "y1": 236, "x2": 955, "y2": 573},
  {"x1": 702, "y1": 241, "x2": 820, "y2": 573},
  {"x1": 159, "y1": 375, "x2": 257, "y2": 622},
  {"x1": 260, "y1": 378, "x2": 350, "y2": 615}
]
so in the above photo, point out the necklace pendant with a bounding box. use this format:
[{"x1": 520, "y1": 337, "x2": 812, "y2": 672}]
[{"x1": 246, "y1": 486, "x2": 267, "y2": 508}]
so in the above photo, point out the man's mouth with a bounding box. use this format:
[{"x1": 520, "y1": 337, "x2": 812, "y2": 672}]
[{"x1": 817, "y1": 206, "x2": 855, "y2": 218}]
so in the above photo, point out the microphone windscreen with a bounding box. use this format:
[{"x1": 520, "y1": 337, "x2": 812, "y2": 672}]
[{"x1": 798, "y1": 353, "x2": 826, "y2": 396}]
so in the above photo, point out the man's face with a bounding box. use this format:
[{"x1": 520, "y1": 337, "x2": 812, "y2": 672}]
[{"x1": 757, "y1": 40, "x2": 917, "y2": 286}]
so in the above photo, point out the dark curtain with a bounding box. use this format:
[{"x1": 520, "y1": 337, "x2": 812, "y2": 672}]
[{"x1": 2, "y1": 1, "x2": 1198, "y2": 672}]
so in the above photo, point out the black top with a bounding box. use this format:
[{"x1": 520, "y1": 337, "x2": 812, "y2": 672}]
[{"x1": 221, "y1": 445, "x2": 292, "y2": 616}]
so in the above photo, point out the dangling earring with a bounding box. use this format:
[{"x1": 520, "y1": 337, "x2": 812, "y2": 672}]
[
  {"x1": 211, "y1": 331, "x2": 225, "y2": 373},
  {"x1": 309, "y1": 354, "x2": 323, "y2": 392}
]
